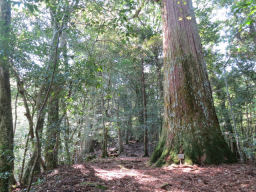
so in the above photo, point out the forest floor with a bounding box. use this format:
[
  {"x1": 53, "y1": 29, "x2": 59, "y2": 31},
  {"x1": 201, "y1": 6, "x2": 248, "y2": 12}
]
[{"x1": 16, "y1": 142, "x2": 256, "y2": 192}]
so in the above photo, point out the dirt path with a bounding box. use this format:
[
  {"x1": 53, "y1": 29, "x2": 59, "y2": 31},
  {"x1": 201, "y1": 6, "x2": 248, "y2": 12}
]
[{"x1": 21, "y1": 157, "x2": 256, "y2": 192}]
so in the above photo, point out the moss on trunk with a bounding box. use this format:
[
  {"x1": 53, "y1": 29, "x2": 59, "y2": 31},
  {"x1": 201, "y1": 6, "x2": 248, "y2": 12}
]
[{"x1": 151, "y1": 121, "x2": 236, "y2": 166}]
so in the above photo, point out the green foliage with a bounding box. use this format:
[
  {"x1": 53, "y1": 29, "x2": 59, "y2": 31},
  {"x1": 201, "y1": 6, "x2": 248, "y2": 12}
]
[{"x1": 232, "y1": 0, "x2": 256, "y2": 28}]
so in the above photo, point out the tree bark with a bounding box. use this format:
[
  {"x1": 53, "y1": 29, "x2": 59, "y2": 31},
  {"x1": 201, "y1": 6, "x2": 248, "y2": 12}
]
[
  {"x1": 0, "y1": 0, "x2": 14, "y2": 191},
  {"x1": 151, "y1": 0, "x2": 235, "y2": 165},
  {"x1": 101, "y1": 87, "x2": 108, "y2": 158},
  {"x1": 64, "y1": 114, "x2": 71, "y2": 165},
  {"x1": 126, "y1": 113, "x2": 132, "y2": 144},
  {"x1": 45, "y1": 85, "x2": 60, "y2": 170},
  {"x1": 117, "y1": 102, "x2": 123, "y2": 153}
]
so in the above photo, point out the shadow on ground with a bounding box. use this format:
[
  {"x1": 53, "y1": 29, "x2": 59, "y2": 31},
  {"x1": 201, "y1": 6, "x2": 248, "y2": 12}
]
[{"x1": 18, "y1": 157, "x2": 256, "y2": 192}]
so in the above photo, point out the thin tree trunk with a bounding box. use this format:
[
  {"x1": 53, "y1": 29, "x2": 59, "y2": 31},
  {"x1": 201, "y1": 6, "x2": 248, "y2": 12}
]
[
  {"x1": 117, "y1": 102, "x2": 123, "y2": 153},
  {"x1": 122, "y1": 91, "x2": 132, "y2": 145},
  {"x1": 141, "y1": 58, "x2": 148, "y2": 157},
  {"x1": 214, "y1": 76, "x2": 239, "y2": 157},
  {"x1": 13, "y1": 92, "x2": 18, "y2": 135},
  {"x1": 19, "y1": 135, "x2": 30, "y2": 183},
  {"x1": 21, "y1": 111, "x2": 46, "y2": 185},
  {"x1": 61, "y1": 30, "x2": 71, "y2": 165},
  {"x1": 223, "y1": 67, "x2": 243, "y2": 162},
  {"x1": 64, "y1": 115, "x2": 71, "y2": 165},
  {"x1": 0, "y1": 0, "x2": 14, "y2": 190},
  {"x1": 126, "y1": 114, "x2": 132, "y2": 144},
  {"x1": 245, "y1": 81, "x2": 250, "y2": 139},
  {"x1": 19, "y1": 83, "x2": 47, "y2": 186},
  {"x1": 249, "y1": 107, "x2": 253, "y2": 139},
  {"x1": 101, "y1": 88, "x2": 108, "y2": 158},
  {"x1": 134, "y1": 84, "x2": 143, "y2": 142}
]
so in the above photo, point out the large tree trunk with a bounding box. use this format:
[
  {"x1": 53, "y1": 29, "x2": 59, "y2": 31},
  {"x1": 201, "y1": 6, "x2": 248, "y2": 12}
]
[
  {"x1": 151, "y1": 0, "x2": 235, "y2": 165},
  {"x1": 0, "y1": 0, "x2": 14, "y2": 191}
]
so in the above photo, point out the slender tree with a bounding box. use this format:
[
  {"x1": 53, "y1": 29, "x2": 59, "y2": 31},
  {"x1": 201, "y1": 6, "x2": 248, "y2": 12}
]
[
  {"x1": 151, "y1": 0, "x2": 235, "y2": 165},
  {"x1": 140, "y1": 58, "x2": 149, "y2": 156},
  {"x1": 116, "y1": 102, "x2": 123, "y2": 153},
  {"x1": 101, "y1": 87, "x2": 108, "y2": 158},
  {"x1": 0, "y1": 0, "x2": 14, "y2": 191},
  {"x1": 45, "y1": 1, "x2": 71, "y2": 170}
]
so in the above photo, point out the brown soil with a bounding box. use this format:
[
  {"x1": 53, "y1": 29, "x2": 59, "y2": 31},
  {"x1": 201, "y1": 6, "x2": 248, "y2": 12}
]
[{"x1": 14, "y1": 143, "x2": 256, "y2": 192}]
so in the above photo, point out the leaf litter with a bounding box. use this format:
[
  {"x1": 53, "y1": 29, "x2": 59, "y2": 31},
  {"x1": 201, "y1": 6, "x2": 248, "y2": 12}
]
[{"x1": 14, "y1": 143, "x2": 256, "y2": 192}]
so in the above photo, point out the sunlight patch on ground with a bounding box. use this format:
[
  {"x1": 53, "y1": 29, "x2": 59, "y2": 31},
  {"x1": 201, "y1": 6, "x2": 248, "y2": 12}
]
[
  {"x1": 163, "y1": 165, "x2": 202, "y2": 174},
  {"x1": 93, "y1": 166, "x2": 159, "y2": 184}
]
